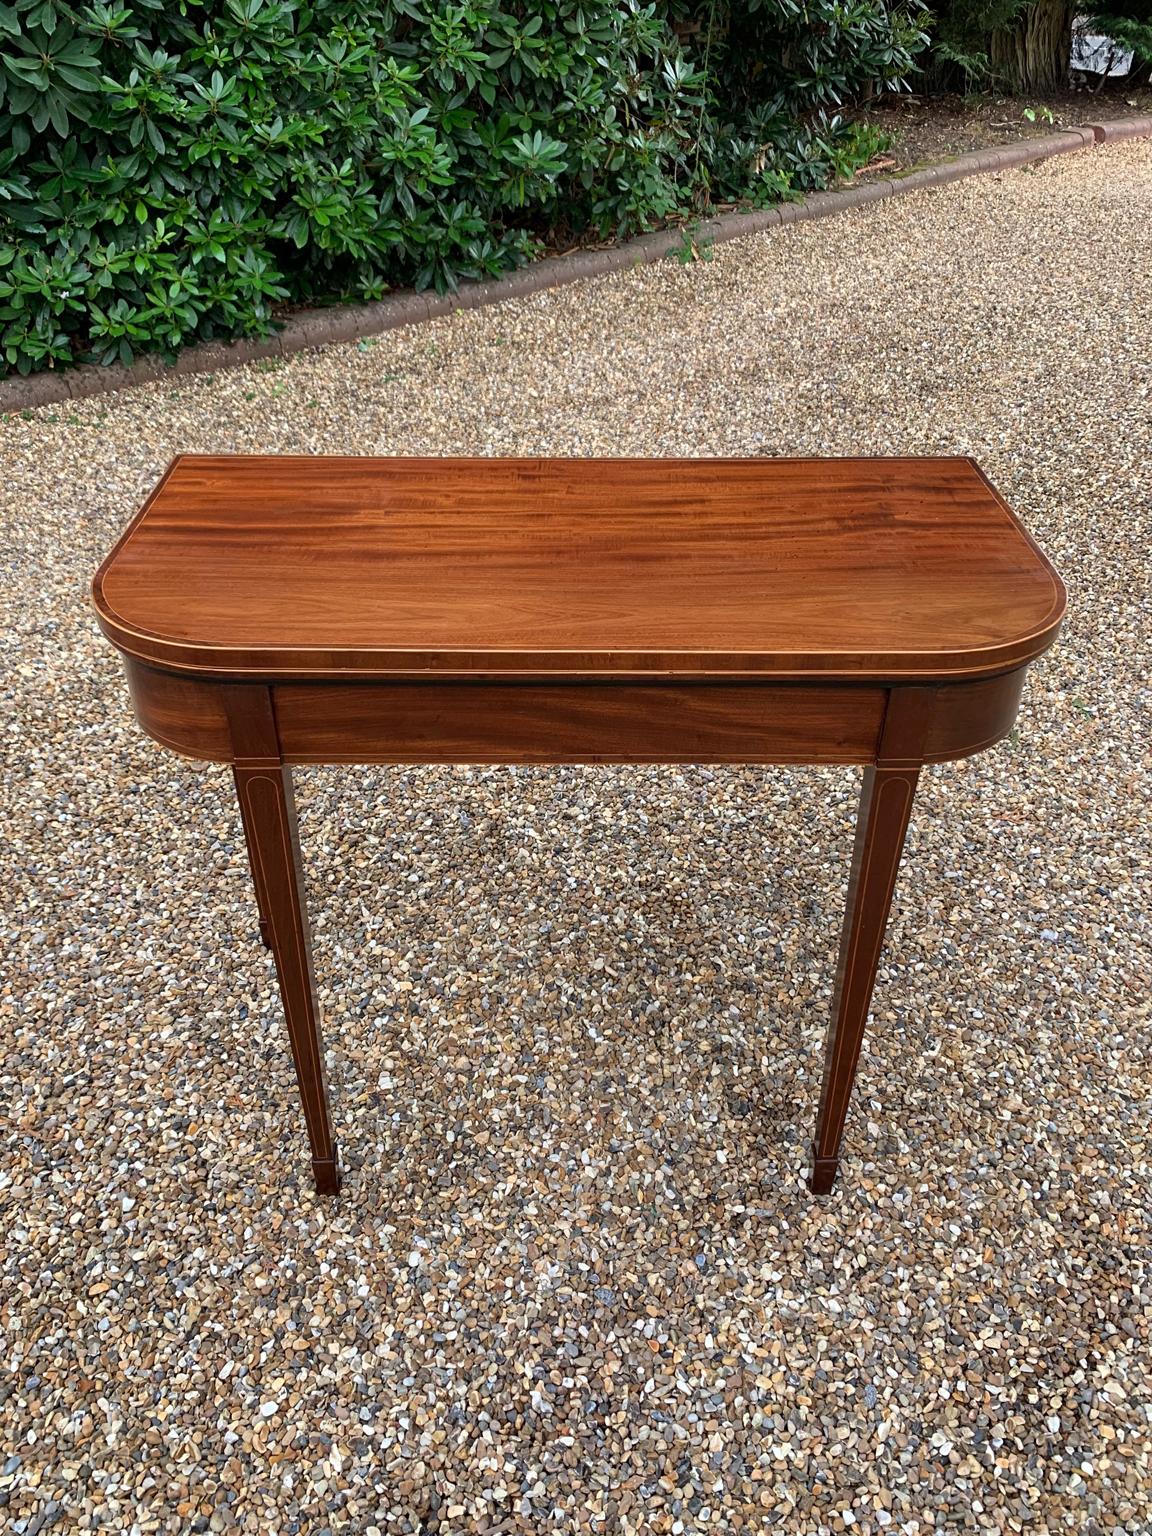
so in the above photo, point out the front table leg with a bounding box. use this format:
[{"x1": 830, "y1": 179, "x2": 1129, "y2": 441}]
[
  {"x1": 233, "y1": 765, "x2": 341, "y2": 1194},
  {"x1": 811, "y1": 763, "x2": 920, "y2": 1194}
]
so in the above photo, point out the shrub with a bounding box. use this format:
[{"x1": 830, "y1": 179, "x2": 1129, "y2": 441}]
[
  {"x1": 922, "y1": 0, "x2": 1029, "y2": 87},
  {"x1": 0, "y1": 0, "x2": 926, "y2": 377}
]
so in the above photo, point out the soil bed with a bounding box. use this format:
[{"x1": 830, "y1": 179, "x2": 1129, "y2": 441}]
[{"x1": 857, "y1": 83, "x2": 1152, "y2": 172}]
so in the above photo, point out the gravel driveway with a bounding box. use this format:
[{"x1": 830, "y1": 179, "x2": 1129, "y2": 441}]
[{"x1": 2, "y1": 141, "x2": 1150, "y2": 1535}]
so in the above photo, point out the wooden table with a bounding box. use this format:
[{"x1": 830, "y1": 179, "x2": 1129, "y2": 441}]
[{"x1": 93, "y1": 456, "x2": 1065, "y2": 1196}]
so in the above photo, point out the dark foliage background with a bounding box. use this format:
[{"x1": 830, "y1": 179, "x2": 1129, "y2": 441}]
[
  {"x1": 926, "y1": 0, "x2": 1152, "y2": 92},
  {"x1": 0, "y1": 0, "x2": 926, "y2": 377}
]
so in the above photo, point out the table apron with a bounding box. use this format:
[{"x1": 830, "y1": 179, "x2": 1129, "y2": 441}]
[
  {"x1": 123, "y1": 659, "x2": 1029, "y2": 769},
  {"x1": 276, "y1": 680, "x2": 889, "y2": 765}
]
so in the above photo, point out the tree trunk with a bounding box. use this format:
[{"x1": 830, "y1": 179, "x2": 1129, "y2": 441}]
[{"x1": 991, "y1": 0, "x2": 1073, "y2": 92}]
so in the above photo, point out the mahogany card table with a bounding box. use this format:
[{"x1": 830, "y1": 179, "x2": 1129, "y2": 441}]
[{"x1": 93, "y1": 455, "x2": 1065, "y2": 1196}]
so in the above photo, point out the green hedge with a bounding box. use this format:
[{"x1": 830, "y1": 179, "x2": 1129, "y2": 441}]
[{"x1": 0, "y1": 0, "x2": 927, "y2": 377}]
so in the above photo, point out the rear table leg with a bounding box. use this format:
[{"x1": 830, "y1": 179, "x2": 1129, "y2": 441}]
[{"x1": 237, "y1": 799, "x2": 274, "y2": 949}]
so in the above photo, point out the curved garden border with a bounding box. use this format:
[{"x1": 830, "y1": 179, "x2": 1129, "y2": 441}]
[{"x1": 3, "y1": 115, "x2": 1149, "y2": 412}]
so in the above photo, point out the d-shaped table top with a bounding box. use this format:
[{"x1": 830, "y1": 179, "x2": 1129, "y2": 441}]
[{"x1": 93, "y1": 454, "x2": 1065, "y2": 682}]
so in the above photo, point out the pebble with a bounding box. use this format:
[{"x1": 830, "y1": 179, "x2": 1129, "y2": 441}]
[{"x1": 1, "y1": 140, "x2": 1150, "y2": 1534}]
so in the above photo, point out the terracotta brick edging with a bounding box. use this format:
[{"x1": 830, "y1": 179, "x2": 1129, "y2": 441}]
[{"x1": 4, "y1": 116, "x2": 1150, "y2": 412}]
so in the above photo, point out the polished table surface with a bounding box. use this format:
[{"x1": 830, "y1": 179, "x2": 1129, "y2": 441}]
[{"x1": 93, "y1": 455, "x2": 1066, "y2": 1195}]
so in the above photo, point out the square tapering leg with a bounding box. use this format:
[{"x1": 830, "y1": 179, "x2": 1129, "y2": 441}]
[
  {"x1": 236, "y1": 785, "x2": 276, "y2": 950},
  {"x1": 234, "y1": 763, "x2": 341, "y2": 1195},
  {"x1": 810, "y1": 763, "x2": 920, "y2": 1194}
]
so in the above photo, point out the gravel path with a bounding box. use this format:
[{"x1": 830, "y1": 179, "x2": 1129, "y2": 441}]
[{"x1": 3, "y1": 141, "x2": 1150, "y2": 1536}]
